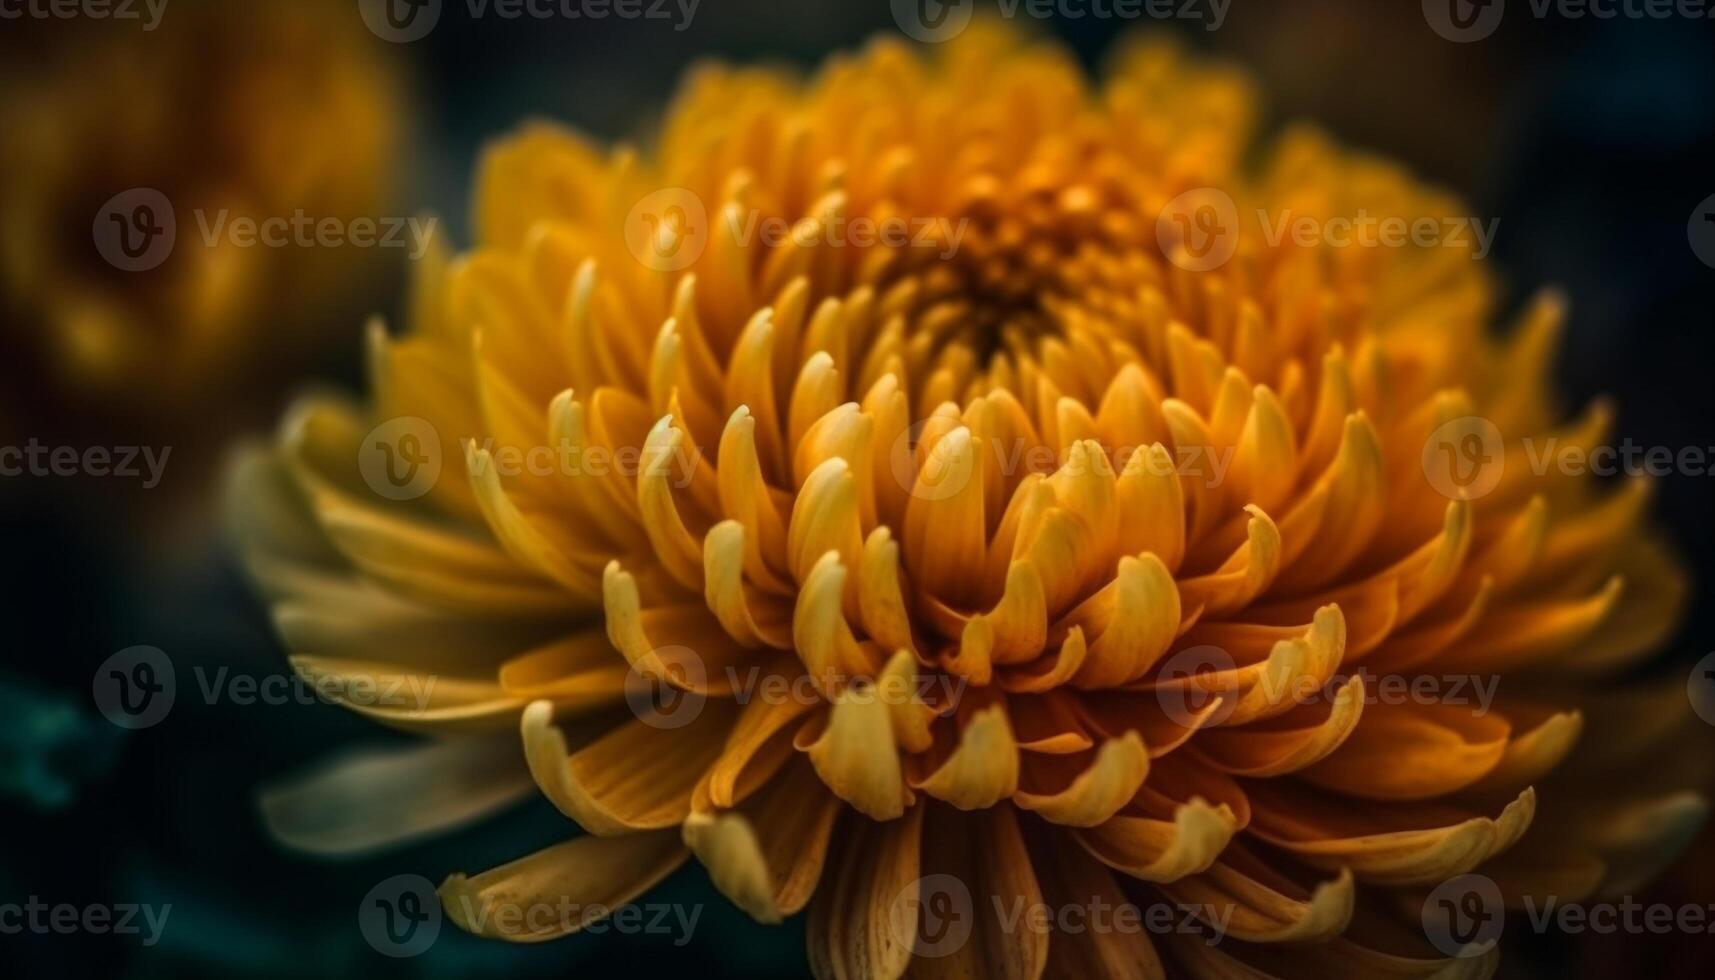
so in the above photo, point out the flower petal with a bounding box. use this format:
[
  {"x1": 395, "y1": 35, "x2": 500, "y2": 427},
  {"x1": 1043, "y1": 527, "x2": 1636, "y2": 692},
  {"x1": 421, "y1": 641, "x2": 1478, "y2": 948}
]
[
  {"x1": 683, "y1": 758, "x2": 841, "y2": 923},
  {"x1": 1077, "y1": 798, "x2": 1239, "y2": 883},
  {"x1": 807, "y1": 804, "x2": 923, "y2": 980},
  {"x1": 440, "y1": 829, "x2": 686, "y2": 942},
  {"x1": 521, "y1": 698, "x2": 737, "y2": 835},
  {"x1": 259, "y1": 737, "x2": 532, "y2": 857},
  {"x1": 1013, "y1": 732, "x2": 1149, "y2": 827}
]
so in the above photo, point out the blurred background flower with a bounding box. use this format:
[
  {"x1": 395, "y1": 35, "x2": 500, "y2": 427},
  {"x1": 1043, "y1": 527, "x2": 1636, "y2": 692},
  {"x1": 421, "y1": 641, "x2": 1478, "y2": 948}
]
[{"x1": 0, "y1": 0, "x2": 401, "y2": 512}]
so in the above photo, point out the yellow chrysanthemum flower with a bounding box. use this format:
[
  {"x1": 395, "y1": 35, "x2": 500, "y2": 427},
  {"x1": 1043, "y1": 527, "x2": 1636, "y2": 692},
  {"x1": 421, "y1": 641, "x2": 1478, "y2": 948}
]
[
  {"x1": 0, "y1": 0, "x2": 397, "y2": 415},
  {"x1": 234, "y1": 25, "x2": 1705, "y2": 978}
]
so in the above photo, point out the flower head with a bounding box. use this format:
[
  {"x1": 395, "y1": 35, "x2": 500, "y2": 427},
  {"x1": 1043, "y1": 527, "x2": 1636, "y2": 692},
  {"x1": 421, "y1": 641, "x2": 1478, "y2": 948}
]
[{"x1": 235, "y1": 25, "x2": 1702, "y2": 977}]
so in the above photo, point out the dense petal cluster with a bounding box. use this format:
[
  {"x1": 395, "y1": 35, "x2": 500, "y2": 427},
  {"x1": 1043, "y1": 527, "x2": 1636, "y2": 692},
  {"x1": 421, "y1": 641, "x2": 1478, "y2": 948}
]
[{"x1": 234, "y1": 25, "x2": 1704, "y2": 979}]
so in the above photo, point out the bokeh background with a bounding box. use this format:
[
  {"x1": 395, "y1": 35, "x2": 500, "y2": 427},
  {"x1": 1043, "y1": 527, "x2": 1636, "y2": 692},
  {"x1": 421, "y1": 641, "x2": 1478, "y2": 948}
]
[{"x1": 2, "y1": 0, "x2": 1712, "y2": 976}]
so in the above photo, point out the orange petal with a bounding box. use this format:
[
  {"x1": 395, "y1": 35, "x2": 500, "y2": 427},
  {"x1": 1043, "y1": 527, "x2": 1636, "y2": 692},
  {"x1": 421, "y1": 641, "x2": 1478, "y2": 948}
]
[{"x1": 440, "y1": 829, "x2": 686, "y2": 942}]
